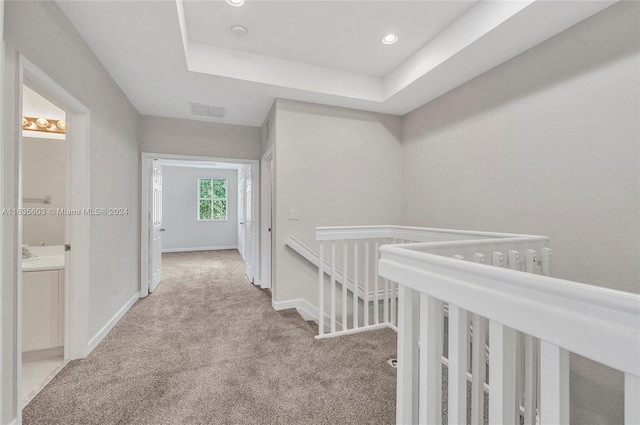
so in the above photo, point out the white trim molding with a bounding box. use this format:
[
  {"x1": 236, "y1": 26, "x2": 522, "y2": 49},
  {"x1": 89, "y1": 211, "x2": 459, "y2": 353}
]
[
  {"x1": 19, "y1": 55, "x2": 92, "y2": 361},
  {"x1": 162, "y1": 246, "x2": 238, "y2": 253},
  {"x1": 87, "y1": 292, "x2": 139, "y2": 354},
  {"x1": 140, "y1": 152, "x2": 260, "y2": 298},
  {"x1": 260, "y1": 145, "x2": 274, "y2": 291},
  {"x1": 272, "y1": 298, "x2": 337, "y2": 331}
]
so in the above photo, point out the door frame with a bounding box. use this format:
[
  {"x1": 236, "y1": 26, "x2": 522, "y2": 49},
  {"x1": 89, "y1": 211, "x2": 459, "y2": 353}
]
[
  {"x1": 140, "y1": 152, "x2": 260, "y2": 297},
  {"x1": 260, "y1": 146, "x2": 274, "y2": 290},
  {"x1": 19, "y1": 56, "x2": 90, "y2": 361},
  {"x1": 1, "y1": 54, "x2": 90, "y2": 421}
]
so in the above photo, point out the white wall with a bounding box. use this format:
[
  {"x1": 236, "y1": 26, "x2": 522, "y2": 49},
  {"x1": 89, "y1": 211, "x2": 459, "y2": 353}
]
[
  {"x1": 3, "y1": 2, "x2": 140, "y2": 421},
  {"x1": 260, "y1": 103, "x2": 275, "y2": 156},
  {"x1": 22, "y1": 137, "x2": 66, "y2": 246},
  {"x1": 401, "y1": 3, "x2": 639, "y2": 424},
  {"x1": 162, "y1": 166, "x2": 238, "y2": 251},
  {"x1": 272, "y1": 99, "x2": 404, "y2": 304},
  {"x1": 140, "y1": 115, "x2": 261, "y2": 160}
]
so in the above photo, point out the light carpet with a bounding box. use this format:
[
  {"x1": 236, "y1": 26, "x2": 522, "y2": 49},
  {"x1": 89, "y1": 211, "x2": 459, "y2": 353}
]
[{"x1": 23, "y1": 250, "x2": 397, "y2": 425}]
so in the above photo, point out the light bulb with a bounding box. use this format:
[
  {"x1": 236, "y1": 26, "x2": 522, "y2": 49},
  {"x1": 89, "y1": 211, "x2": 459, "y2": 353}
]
[{"x1": 382, "y1": 34, "x2": 398, "y2": 45}]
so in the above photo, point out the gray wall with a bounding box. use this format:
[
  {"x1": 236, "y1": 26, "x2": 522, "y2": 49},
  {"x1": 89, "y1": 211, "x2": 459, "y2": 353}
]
[
  {"x1": 273, "y1": 99, "x2": 404, "y2": 303},
  {"x1": 401, "y1": 3, "x2": 639, "y2": 424},
  {"x1": 162, "y1": 166, "x2": 238, "y2": 251},
  {"x1": 140, "y1": 115, "x2": 261, "y2": 160},
  {"x1": 22, "y1": 137, "x2": 66, "y2": 246},
  {"x1": 260, "y1": 103, "x2": 275, "y2": 156},
  {"x1": 2, "y1": 1, "x2": 140, "y2": 421},
  {"x1": 403, "y1": 1, "x2": 639, "y2": 295}
]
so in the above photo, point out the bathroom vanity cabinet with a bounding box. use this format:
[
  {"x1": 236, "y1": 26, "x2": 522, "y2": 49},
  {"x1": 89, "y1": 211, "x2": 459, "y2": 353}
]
[{"x1": 22, "y1": 269, "x2": 65, "y2": 352}]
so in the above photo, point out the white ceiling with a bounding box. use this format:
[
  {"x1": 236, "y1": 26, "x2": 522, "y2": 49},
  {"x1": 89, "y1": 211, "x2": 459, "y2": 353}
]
[
  {"x1": 55, "y1": 0, "x2": 617, "y2": 128},
  {"x1": 23, "y1": 85, "x2": 65, "y2": 121},
  {"x1": 183, "y1": 1, "x2": 477, "y2": 78}
]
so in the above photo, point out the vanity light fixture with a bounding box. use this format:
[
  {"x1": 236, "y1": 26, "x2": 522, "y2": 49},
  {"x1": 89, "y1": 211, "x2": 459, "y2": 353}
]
[
  {"x1": 22, "y1": 116, "x2": 66, "y2": 134},
  {"x1": 226, "y1": 0, "x2": 244, "y2": 7},
  {"x1": 382, "y1": 34, "x2": 398, "y2": 45}
]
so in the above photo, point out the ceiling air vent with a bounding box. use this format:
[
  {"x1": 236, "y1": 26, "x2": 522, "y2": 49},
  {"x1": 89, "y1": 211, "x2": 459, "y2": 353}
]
[{"x1": 190, "y1": 102, "x2": 226, "y2": 118}]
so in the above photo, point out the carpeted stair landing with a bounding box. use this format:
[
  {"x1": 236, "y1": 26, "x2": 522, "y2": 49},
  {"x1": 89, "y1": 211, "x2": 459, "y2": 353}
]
[{"x1": 22, "y1": 250, "x2": 397, "y2": 425}]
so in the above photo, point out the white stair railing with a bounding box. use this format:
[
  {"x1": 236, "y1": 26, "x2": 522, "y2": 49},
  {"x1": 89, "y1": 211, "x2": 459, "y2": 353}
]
[
  {"x1": 315, "y1": 225, "x2": 551, "y2": 340},
  {"x1": 380, "y1": 241, "x2": 640, "y2": 425}
]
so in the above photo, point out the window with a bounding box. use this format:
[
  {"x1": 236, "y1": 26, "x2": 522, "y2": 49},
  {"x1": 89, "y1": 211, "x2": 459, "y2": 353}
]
[{"x1": 198, "y1": 178, "x2": 227, "y2": 220}]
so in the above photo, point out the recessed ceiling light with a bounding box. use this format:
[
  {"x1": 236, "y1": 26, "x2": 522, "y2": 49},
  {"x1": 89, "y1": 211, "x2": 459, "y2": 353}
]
[
  {"x1": 382, "y1": 34, "x2": 398, "y2": 45},
  {"x1": 226, "y1": 0, "x2": 244, "y2": 7}
]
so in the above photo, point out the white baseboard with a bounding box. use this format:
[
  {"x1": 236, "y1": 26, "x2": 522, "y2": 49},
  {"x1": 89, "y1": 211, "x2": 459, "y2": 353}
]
[
  {"x1": 271, "y1": 298, "x2": 337, "y2": 329},
  {"x1": 23, "y1": 346, "x2": 64, "y2": 361},
  {"x1": 272, "y1": 298, "x2": 314, "y2": 314},
  {"x1": 87, "y1": 292, "x2": 139, "y2": 354},
  {"x1": 161, "y1": 246, "x2": 238, "y2": 253}
]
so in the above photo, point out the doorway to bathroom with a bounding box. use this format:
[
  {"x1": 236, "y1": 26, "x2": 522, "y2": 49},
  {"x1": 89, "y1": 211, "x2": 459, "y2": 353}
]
[
  {"x1": 20, "y1": 83, "x2": 68, "y2": 405},
  {"x1": 8, "y1": 56, "x2": 92, "y2": 419}
]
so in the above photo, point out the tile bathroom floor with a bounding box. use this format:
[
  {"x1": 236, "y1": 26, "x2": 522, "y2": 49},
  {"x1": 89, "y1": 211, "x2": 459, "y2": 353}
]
[{"x1": 22, "y1": 356, "x2": 67, "y2": 407}]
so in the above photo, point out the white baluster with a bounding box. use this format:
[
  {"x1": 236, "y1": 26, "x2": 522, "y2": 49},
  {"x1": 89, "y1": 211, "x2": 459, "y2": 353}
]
[
  {"x1": 515, "y1": 332, "x2": 525, "y2": 422},
  {"x1": 318, "y1": 243, "x2": 324, "y2": 336},
  {"x1": 391, "y1": 238, "x2": 398, "y2": 327},
  {"x1": 492, "y1": 251, "x2": 505, "y2": 268},
  {"x1": 525, "y1": 249, "x2": 537, "y2": 274},
  {"x1": 524, "y1": 335, "x2": 538, "y2": 425},
  {"x1": 541, "y1": 247, "x2": 552, "y2": 276},
  {"x1": 353, "y1": 242, "x2": 358, "y2": 330},
  {"x1": 489, "y1": 320, "x2": 517, "y2": 425},
  {"x1": 508, "y1": 250, "x2": 520, "y2": 270},
  {"x1": 419, "y1": 293, "x2": 443, "y2": 425},
  {"x1": 374, "y1": 241, "x2": 380, "y2": 325},
  {"x1": 364, "y1": 241, "x2": 370, "y2": 327},
  {"x1": 471, "y1": 252, "x2": 485, "y2": 406},
  {"x1": 397, "y1": 285, "x2": 416, "y2": 425},
  {"x1": 330, "y1": 242, "x2": 336, "y2": 333},
  {"x1": 539, "y1": 340, "x2": 569, "y2": 425},
  {"x1": 342, "y1": 241, "x2": 348, "y2": 331},
  {"x1": 625, "y1": 374, "x2": 640, "y2": 425},
  {"x1": 384, "y1": 278, "x2": 390, "y2": 324},
  {"x1": 471, "y1": 314, "x2": 487, "y2": 425},
  {"x1": 473, "y1": 253, "x2": 486, "y2": 264},
  {"x1": 537, "y1": 338, "x2": 541, "y2": 424},
  {"x1": 390, "y1": 280, "x2": 396, "y2": 327},
  {"x1": 448, "y1": 304, "x2": 469, "y2": 425}
]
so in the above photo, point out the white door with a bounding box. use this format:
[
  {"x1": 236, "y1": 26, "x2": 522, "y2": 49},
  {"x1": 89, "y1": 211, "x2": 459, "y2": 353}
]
[
  {"x1": 150, "y1": 163, "x2": 163, "y2": 292},
  {"x1": 261, "y1": 157, "x2": 272, "y2": 290},
  {"x1": 244, "y1": 166, "x2": 255, "y2": 282},
  {"x1": 238, "y1": 175, "x2": 246, "y2": 260}
]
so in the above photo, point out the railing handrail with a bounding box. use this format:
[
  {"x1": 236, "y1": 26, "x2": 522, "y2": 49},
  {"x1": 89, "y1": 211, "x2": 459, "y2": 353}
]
[
  {"x1": 286, "y1": 236, "x2": 386, "y2": 300},
  {"x1": 316, "y1": 225, "x2": 547, "y2": 241},
  {"x1": 285, "y1": 235, "x2": 352, "y2": 286},
  {"x1": 379, "y1": 244, "x2": 640, "y2": 377}
]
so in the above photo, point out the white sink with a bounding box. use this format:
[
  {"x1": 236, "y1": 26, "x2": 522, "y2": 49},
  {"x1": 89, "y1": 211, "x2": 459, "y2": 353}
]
[{"x1": 22, "y1": 254, "x2": 65, "y2": 272}]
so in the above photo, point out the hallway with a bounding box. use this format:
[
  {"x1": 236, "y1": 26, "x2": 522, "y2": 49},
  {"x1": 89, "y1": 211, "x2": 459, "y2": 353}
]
[{"x1": 23, "y1": 250, "x2": 396, "y2": 424}]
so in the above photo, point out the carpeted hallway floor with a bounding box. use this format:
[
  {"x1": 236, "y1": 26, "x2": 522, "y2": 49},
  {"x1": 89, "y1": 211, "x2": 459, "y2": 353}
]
[{"x1": 23, "y1": 250, "x2": 397, "y2": 425}]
